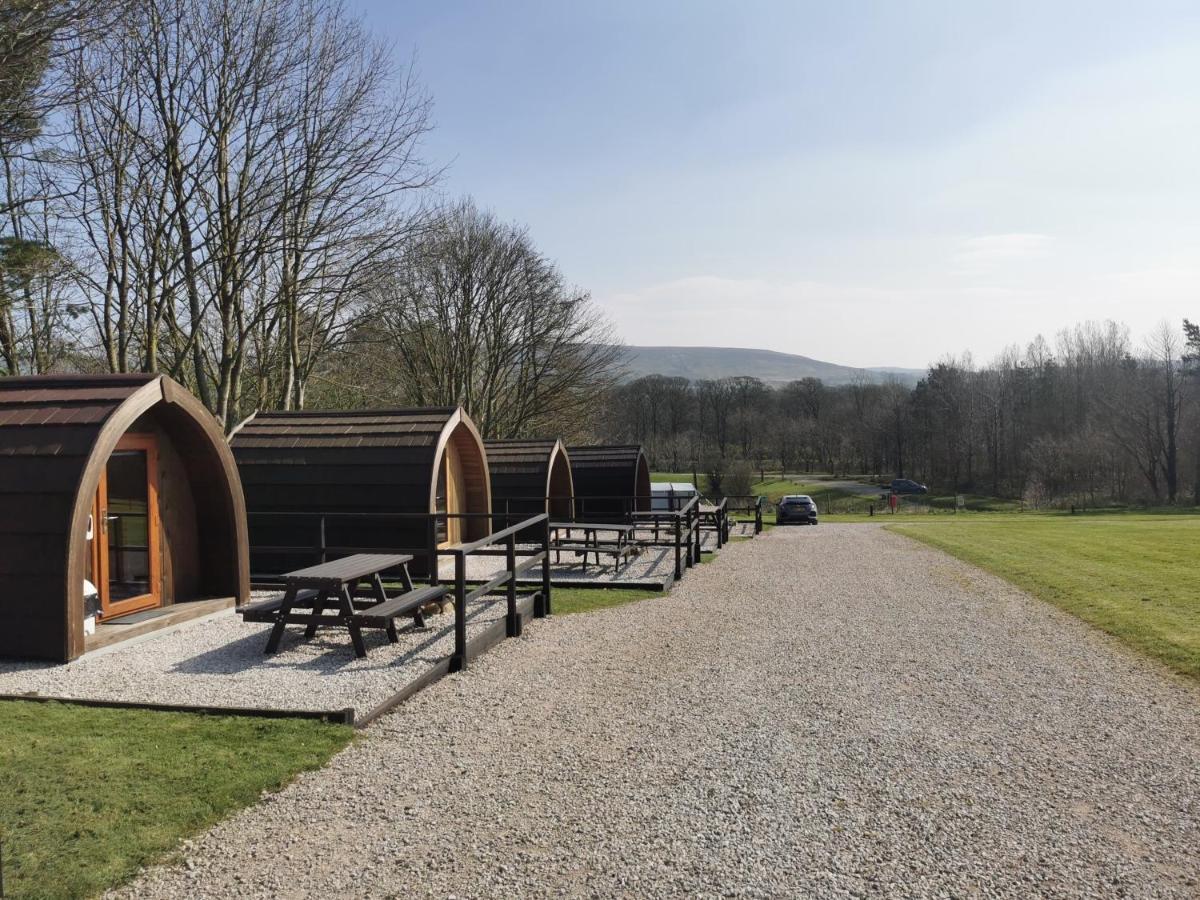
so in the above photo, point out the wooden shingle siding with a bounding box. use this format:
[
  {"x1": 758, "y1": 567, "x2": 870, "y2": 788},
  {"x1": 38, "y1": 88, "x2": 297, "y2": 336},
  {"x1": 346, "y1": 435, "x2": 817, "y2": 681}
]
[
  {"x1": 0, "y1": 374, "x2": 250, "y2": 662},
  {"x1": 566, "y1": 445, "x2": 652, "y2": 520},
  {"x1": 0, "y1": 376, "x2": 152, "y2": 660},
  {"x1": 230, "y1": 406, "x2": 491, "y2": 578},
  {"x1": 485, "y1": 439, "x2": 574, "y2": 535}
]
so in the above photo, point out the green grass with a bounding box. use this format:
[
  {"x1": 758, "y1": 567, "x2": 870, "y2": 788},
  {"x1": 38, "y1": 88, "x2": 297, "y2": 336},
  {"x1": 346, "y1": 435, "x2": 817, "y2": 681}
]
[
  {"x1": 889, "y1": 515, "x2": 1200, "y2": 679},
  {"x1": 0, "y1": 702, "x2": 352, "y2": 899},
  {"x1": 752, "y1": 478, "x2": 882, "y2": 516},
  {"x1": 552, "y1": 586, "x2": 661, "y2": 615}
]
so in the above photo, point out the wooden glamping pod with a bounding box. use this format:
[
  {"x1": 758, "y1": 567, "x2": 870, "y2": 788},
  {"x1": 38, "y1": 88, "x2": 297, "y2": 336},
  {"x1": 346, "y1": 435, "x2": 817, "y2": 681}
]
[
  {"x1": 484, "y1": 439, "x2": 575, "y2": 533},
  {"x1": 230, "y1": 407, "x2": 491, "y2": 578},
  {"x1": 566, "y1": 444, "x2": 652, "y2": 521},
  {"x1": 0, "y1": 374, "x2": 250, "y2": 662}
]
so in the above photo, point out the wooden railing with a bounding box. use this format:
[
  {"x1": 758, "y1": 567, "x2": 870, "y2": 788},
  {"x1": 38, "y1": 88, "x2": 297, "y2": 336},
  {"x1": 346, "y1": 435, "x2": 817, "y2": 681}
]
[
  {"x1": 628, "y1": 494, "x2": 702, "y2": 580},
  {"x1": 443, "y1": 514, "x2": 551, "y2": 671},
  {"x1": 722, "y1": 495, "x2": 765, "y2": 534}
]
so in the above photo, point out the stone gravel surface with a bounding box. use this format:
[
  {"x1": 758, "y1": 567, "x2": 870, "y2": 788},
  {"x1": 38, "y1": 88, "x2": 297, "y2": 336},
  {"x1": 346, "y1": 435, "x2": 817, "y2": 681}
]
[
  {"x1": 0, "y1": 591, "x2": 515, "y2": 717},
  {"x1": 112, "y1": 523, "x2": 1200, "y2": 898}
]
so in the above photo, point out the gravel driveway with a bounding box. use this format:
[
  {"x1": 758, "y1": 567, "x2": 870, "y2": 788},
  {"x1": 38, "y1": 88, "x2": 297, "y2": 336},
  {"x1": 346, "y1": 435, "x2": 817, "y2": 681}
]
[{"x1": 113, "y1": 523, "x2": 1200, "y2": 898}]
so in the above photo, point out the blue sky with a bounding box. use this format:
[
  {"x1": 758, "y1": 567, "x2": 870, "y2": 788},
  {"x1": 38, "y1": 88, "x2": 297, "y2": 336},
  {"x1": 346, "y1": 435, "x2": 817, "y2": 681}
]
[{"x1": 353, "y1": 0, "x2": 1200, "y2": 368}]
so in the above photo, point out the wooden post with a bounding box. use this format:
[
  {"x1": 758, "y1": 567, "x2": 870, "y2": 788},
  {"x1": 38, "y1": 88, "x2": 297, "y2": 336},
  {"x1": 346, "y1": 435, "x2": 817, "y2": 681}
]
[
  {"x1": 539, "y1": 516, "x2": 552, "y2": 617},
  {"x1": 427, "y1": 516, "x2": 439, "y2": 586},
  {"x1": 674, "y1": 513, "x2": 683, "y2": 581},
  {"x1": 318, "y1": 515, "x2": 327, "y2": 564},
  {"x1": 506, "y1": 533, "x2": 519, "y2": 637},
  {"x1": 451, "y1": 552, "x2": 467, "y2": 672}
]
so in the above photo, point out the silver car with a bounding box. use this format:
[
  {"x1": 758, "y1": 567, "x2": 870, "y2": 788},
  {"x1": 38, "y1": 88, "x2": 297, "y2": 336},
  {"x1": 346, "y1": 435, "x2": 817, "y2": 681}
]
[{"x1": 776, "y1": 494, "x2": 818, "y2": 525}]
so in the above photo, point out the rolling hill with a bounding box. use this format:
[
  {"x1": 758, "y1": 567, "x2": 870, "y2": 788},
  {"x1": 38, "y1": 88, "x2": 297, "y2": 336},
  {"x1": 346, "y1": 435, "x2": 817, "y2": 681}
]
[{"x1": 616, "y1": 346, "x2": 924, "y2": 386}]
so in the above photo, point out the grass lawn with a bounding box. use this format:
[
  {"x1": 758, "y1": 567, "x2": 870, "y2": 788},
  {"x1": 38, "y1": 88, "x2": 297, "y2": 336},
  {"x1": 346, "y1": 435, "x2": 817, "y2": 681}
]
[
  {"x1": 752, "y1": 478, "x2": 882, "y2": 516},
  {"x1": 0, "y1": 702, "x2": 352, "y2": 899},
  {"x1": 552, "y1": 585, "x2": 662, "y2": 615},
  {"x1": 890, "y1": 515, "x2": 1200, "y2": 678}
]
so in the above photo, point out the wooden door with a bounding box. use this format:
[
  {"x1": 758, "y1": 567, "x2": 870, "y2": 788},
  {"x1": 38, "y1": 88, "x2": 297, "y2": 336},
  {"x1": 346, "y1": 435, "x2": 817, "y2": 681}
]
[
  {"x1": 443, "y1": 440, "x2": 467, "y2": 545},
  {"x1": 94, "y1": 434, "x2": 161, "y2": 619}
]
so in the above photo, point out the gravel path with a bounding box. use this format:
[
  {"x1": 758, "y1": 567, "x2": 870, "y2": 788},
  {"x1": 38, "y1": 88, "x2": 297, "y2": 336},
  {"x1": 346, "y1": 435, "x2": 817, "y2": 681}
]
[{"x1": 113, "y1": 523, "x2": 1200, "y2": 898}]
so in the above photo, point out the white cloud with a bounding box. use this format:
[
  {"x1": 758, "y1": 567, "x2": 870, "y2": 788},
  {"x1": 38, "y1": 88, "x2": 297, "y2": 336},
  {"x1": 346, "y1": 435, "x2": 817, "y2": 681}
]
[{"x1": 953, "y1": 234, "x2": 1053, "y2": 266}]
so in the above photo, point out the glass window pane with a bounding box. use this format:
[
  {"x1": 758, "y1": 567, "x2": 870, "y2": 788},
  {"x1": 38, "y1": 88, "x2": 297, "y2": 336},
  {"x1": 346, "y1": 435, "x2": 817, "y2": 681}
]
[{"x1": 107, "y1": 450, "x2": 151, "y2": 602}]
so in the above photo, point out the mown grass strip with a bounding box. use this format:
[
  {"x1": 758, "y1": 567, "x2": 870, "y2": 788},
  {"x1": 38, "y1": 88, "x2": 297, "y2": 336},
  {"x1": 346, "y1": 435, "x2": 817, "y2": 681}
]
[
  {"x1": 0, "y1": 701, "x2": 352, "y2": 899},
  {"x1": 890, "y1": 516, "x2": 1200, "y2": 679},
  {"x1": 552, "y1": 586, "x2": 662, "y2": 615}
]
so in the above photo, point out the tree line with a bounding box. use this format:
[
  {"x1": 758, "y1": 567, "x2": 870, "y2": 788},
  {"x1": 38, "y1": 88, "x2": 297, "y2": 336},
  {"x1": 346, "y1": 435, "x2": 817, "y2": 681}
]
[
  {"x1": 0, "y1": 0, "x2": 618, "y2": 435},
  {"x1": 6, "y1": 4, "x2": 1197, "y2": 505},
  {"x1": 600, "y1": 320, "x2": 1200, "y2": 507}
]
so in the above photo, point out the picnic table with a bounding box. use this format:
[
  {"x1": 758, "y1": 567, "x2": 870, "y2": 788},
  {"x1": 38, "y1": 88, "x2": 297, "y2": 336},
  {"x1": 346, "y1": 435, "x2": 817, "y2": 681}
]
[
  {"x1": 550, "y1": 522, "x2": 639, "y2": 572},
  {"x1": 240, "y1": 553, "x2": 449, "y2": 658},
  {"x1": 631, "y1": 507, "x2": 697, "y2": 541}
]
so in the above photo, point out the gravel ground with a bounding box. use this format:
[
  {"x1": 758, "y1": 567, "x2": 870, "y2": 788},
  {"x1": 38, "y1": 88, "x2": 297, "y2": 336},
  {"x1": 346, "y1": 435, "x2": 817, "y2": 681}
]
[
  {"x1": 113, "y1": 523, "x2": 1200, "y2": 898},
  {"x1": 0, "y1": 591, "x2": 517, "y2": 717}
]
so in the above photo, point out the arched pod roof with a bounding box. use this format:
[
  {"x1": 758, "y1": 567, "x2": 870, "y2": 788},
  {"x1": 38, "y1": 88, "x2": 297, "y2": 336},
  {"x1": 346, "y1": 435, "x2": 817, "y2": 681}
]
[
  {"x1": 230, "y1": 407, "x2": 493, "y2": 570},
  {"x1": 484, "y1": 439, "x2": 574, "y2": 527},
  {"x1": 566, "y1": 444, "x2": 652, "y2": 518},
  {"x1": 0, "y1": 374, "x2": 250, "y2": 661}
]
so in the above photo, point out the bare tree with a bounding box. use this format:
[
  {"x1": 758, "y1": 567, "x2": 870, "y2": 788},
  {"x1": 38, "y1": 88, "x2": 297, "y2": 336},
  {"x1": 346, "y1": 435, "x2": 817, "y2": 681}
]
[
  {"x1": 58, "y1": 0, "x2": 435, "y2": 428},
  {"x1": 1144, "y1": 321, "x2": 1184, "y2": 503},
  {"x1": 371, "y1": 199, "x2": 622, "y2": 439}
]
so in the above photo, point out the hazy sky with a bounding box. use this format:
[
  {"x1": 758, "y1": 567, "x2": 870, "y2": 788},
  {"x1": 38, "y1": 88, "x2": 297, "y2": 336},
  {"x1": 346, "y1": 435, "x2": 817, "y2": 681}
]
[{"x1": 354, "y1": 0, "x2": 1200, "y2": 369}]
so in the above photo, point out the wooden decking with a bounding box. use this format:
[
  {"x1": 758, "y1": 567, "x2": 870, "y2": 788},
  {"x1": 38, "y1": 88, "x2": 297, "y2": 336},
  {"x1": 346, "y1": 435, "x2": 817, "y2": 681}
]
[{"x1": 84, "y1": 597, "x2": 236, "y2": 654}]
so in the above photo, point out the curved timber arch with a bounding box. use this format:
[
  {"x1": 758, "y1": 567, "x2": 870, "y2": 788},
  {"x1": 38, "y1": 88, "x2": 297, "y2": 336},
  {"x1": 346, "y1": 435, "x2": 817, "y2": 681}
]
[
  {"x1": 0, "y1": 374, "x2": 250, "y2": 661},
  {"x1": 484, "y1": 439, "x2": 576, "y2": 532}
]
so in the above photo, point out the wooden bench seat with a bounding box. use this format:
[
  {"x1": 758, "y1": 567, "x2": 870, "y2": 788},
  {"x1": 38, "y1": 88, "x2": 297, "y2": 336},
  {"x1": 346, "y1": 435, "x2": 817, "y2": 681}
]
[
  {"x1": 553, "y1": 541, "x2": 637, "y2": 556},
  {"x1": 240, "y1": 589, "x2": 319, "y2": 622},
  {"x1": 356, "y1": 585, "x2": 450, "y2": 628}
]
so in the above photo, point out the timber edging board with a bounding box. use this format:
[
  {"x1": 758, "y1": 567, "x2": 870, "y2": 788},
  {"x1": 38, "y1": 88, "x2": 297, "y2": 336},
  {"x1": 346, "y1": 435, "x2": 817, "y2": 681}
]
[{"x1": 0, "y1": 693, "x2": 355, "y2": 726}]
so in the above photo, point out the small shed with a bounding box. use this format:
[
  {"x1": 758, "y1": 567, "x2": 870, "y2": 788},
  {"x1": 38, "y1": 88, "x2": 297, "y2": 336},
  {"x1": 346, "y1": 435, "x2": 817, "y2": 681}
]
[
  {"x1": 230, "y1": 407, "x2": 492, "y2": 578},
  {"x1": 0, "y1": 374, "x2": 250, "y2": 662},
  {"x1": 566, "y1": 444, "x2": 652, "y2": 521},
  {"x1": 484, "y1": 439, "x2": 574, "y2": 532},
  {"x1": 651, "y1": 481, "x2": 699, "y2": 511}
]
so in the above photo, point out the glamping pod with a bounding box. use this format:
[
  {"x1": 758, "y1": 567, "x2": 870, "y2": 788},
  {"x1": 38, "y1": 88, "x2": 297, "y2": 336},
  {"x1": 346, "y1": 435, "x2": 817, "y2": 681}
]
[
  {"x1": 0, "y1": 374, "x2": 250, "y2": 662},
  {"x1": 230, "y1": 407, "x2": 491, "y2": 578},
  {"x1": 484, "y1": 439, "x2": 575, "y2": 533},
  {"x1": 566, "y1": 444, "x2": 652, "y2": 521}
]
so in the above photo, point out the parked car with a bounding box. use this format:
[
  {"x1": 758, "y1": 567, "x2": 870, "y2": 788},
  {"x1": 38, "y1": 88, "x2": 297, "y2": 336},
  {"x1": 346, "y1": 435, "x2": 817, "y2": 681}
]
[
  {"x1": 776, "y1": 494, "x2": 818, "y2": 525},
  {"x1": 890, "y1": 478, "x2": 928, "y2": 495}
]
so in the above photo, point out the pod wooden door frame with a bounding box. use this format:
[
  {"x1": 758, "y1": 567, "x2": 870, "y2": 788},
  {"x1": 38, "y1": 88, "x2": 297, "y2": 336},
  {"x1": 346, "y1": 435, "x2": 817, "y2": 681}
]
[{"x1": 91, "y1": 432, "x2": 162, "y2": 620}]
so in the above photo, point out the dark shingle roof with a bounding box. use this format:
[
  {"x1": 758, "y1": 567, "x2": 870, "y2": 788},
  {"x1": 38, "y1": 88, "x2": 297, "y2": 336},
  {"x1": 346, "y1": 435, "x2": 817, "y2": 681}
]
[{"x1": 231, "y1": 408, "x2": 460, "y2": 450}]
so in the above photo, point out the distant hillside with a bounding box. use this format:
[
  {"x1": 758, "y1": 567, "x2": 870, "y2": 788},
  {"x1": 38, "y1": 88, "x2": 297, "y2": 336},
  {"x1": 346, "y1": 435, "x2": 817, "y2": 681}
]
[{"x1": 616, "y1": 346, "x2": 924, "y2": 387}]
